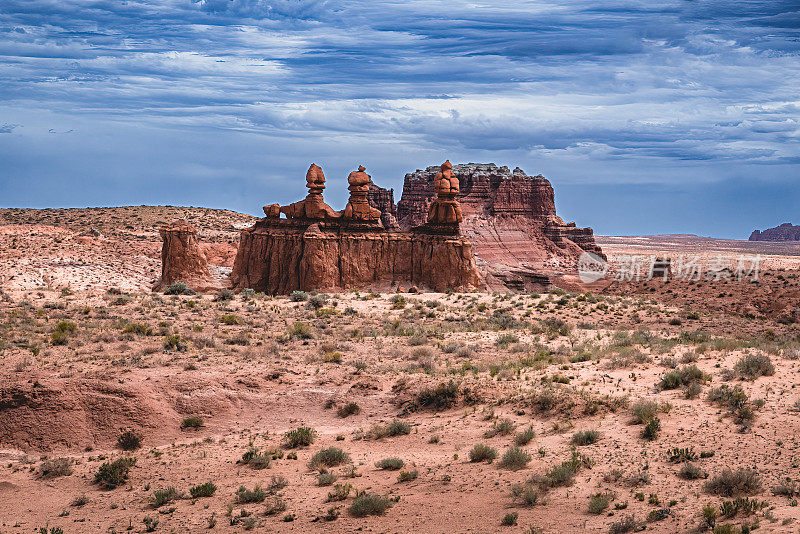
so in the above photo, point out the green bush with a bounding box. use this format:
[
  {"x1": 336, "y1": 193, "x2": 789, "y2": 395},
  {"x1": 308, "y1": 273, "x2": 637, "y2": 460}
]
[
  {"x1": 284, "y1": 426, "x2": 317, "y2": 448},
  {"x1": 117, "y1": 430, "x2": 142, "y2": 451},
  {"x1": 38, "y1": 457, "x2": 73, "y2": 479},
  {"x1": 348, "y1": 493, "x2": 392, "y2": 517},
  {"x1": 94, "y1": 457, "x2": 136, "y2": 489},
  {"x1": 336, "y1": 402, "x2": 360, "y2": 418},
  {"x1": 189, "y1": 481, "x2": 216, "y2": 498},
  {"x1": 659, "y1": 365, "x2": 709, "y2": 390},
  {"x1": 571, "y1": 430, "x2": 600, "y2": 446},
  {"x1": 123, "y1": 322, "x2": 152, "y2": 335},
  {"x1": 309, "y1": 447, "x2": 350, "y2": 470},
  {"x1": 181, "y1": 416, "x2": 204, "y2": 430},
  {"x1": 219, "y1": 314, "x2": 240, "y2": 325},
  {"x1": 588, "y1": 492, "x2": 613, "y2": 514},
  {"x1": 164, "y1": 282, "x2": 195, "y2": 295},
  {"x1": 375, "y1": 457, "x2": 404, "y2": 470},
  {"x1": 287, "y1": 322, "x2": 313, "y2": 340},
  {"x1": 501, "y1": 512, "x2": 518, "y2": 526},
  {"x1": 734, "y1": 353, "x2": 775, "y2": 380},
  {"x1": 498, "y1": 446, "x2": 531, "y2": 471},
  {"x1": 469, "y1": 443, "x2": 497, "y2": 463},
  {"x1": 397, "y1": 469, "x2": 418, "y2": 482},
  {"x1": 416, "y1": 380, "x2": 459, "y2": 410},
  {"x1": 705, "y1": 469, "x2": 762, "y2": 497},
  {"x1": 151, "y1": 487, "x2": 180, "y2": 507},
  {"x1": 235, "y1": 485, "x2": 267, "y2": 503},
  {"x1": 642, "y1": 417, "x2": 661, "y2": 441},
  {"x1": 290, "y1": 290, "x2": 308, "y2": 301},
  {"x1": 514, "y1": 427, "x2": 536, "y2": 446},
  {"x1": 510, "y1": 482, "x2": 540, "y2": 506}
]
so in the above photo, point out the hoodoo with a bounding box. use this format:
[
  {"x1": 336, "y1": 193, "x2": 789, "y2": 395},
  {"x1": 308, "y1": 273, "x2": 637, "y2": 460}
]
[
  {"x1": 154, "y1": 221, "x2": 220, "y2": 292},
  {"x1": 230, "y1": 162, "x2": 482, "y2": 294}
]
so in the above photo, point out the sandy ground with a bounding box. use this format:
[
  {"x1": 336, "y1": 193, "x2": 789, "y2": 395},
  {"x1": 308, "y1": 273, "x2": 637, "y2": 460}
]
[{"x1": 1, "y1": 211, "x2": 799, "y2": 533}]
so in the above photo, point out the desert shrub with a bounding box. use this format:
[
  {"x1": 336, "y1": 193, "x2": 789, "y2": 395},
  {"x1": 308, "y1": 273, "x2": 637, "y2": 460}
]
[
  {"x1": 501, "y1": 512, "x2": 518, "y2": 526},
  {"x1": 510, "y1": 482, "x2": 541, "y2": 507},
  {"x1": 264, "y1": 496, "x2": 287, "y2": 515},
  {"x1": 485, "y1": 418, "x2": 516, "y2": 438},
  {"x1": 189, "y1": 481, "x2": 216, "y2": 498},
  {"x1": 38, "y1": 457, "x2": 73, "y2": 479},
  {"x1": 734, "y1": 353, "x2": 775, "y2": 380},
  {"x1": 151, "y1": 487, "x2": 180, "y2": 507},
  {"x1": 94, "y1": 457, "x2": 136, "y2": 489},
  {"x1": 499, "y1": 447, "x2": 531, "y2": 471},
  {"x1": 266, "y1": 475, "x2": 288, "y2": 493},
  {"x1": 571, "y1": 430, "x2": 600, "y2": 446},
  {"x1": 705, "y1": 469, "x2": 762, "y2": 497},
  {"x1": 117, "y1": 430, "x2": 142, "y2": 451},
  {"x1": 469, "y1": 443, "x2": 497, "y2": 463},
  {"x1": 608, "y1": 515, "x2": 639, "y2": 534},
  {"x1": 375, "y1": 457, "x2": 404, "y2": 470},
  {"x1": 707, "y1": 385, "x2": 754, "y2": 422},
  {"x1": 349, "y1": 493, "x2": 392, "y2": 517},
  {"x1": 289, "y1": 290, "x2": 308, "y2": 301},
  {"x1": 679, "y1": 463, "x2": 706, "y2": 480},
  {"x1": 642, "y1": 417, "x2": 661, "y2": 441},
  {"x1": 214, "y1": 289, "x2": 234, "y2": 301},
  {"x1": 408, "y1": 333, "x2": 428, "y2": 346},
  {"x1": 235, "y1": 485, "x2": 267, "y2": 503},
  {"x1": 181, "y1": 416, "x2": 204, "y2": 429},
  {"x1": 631, "y1": 399, "x2": 659, "y2": 424},
  {"x1": 397, "y1": 469, "x2": 418, "y2": 482},
  {"x1": 659, "y1": 365, "x2": 709, "y2": 390},
  {"x1": 668, "y1": 447, "x2": 697, "y2": 463},
  {"x1": 496, "y1": 333, "x2": 520, "y2": 348},
  {"x1": 336, "y1": 402, "x2": 360, "y2": 418},
  {"x1": 309, "y1": 447, "x2": 350, "y2": 470},
  {"x1": 143, "y1": 517, "x2": 158, "y2": 532},
  {"x1": 284, "y1": 426, "x2": 316, "y2": 448},
  {"x1": 416, "y1": 380, "x2": 459, "y2": 410},
  {"x1": 647, "y1": 508, "x2": 670, "y2": 522},
  {"x1": 588, "y1": 491, "x2": 613, "y2": 514},
  {"x1": 51, "y1": 321, "x2": 76, "y2": 345},
  {"x1": 219, "y1": 314, "x2": 240, "y2": 325},
  {"x1": 240, "y1": 447, "x2": 271, "y2": 469},
  {"x1": 307, "y1": 293, "x2": 329, "y2": 309},
  {"x1": 369, "y1": 420, "x2": 411, "y2": 439},
  {"x1": 123, "y1": 322, "x2": 152, "y2": 336},
  {"x1": 719, "y1": 497, "x2": 766, "y2": 517},
  {"x1": 287, "y1": 321, "x2": 313, "y2": 339},
  {"x1": 514, "y1": 427, "x2": 536, "y2": 446},
  {"x1": 326, "y1": 483, "x2": 352, "y2": 502},
  {"x1": 317, "y1": 471, "x2": 338, "y2": 486},
  {"x1": 164, "y1": 282, "x2": 195, "y2": 295},
  {"x1": 539, "y1": 451, "x2": 592, "y2": 489},
  {"x1": 163, "y1": 334, "x2": 187, "y2": 351}
]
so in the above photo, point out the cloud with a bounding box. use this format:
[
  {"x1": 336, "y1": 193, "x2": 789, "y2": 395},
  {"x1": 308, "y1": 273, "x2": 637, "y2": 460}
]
[{"x1": 0, "y1": 0, "x2": 798, "y2": 235}]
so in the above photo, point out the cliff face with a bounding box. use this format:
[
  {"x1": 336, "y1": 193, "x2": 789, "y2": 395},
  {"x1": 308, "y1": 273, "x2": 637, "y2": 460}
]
[
  {"x1": 231, "y1": 219, "x2": 480, "y2": 294},
  {"x1": 750, "y1": 223, "x2": 800, "y2": 241},
  {"x1": 394, "y1": 163, "x2": 604, "y2": 289},
  {"x1": 367, "y1": 183, "x2": 400, "y2": 230},
  {"x1": 154, "y1": 222, "x2": 222, "y2": 292}
]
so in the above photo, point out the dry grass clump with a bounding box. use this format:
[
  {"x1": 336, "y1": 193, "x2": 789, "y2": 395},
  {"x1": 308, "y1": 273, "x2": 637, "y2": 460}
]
[
  {"x1": 348, "y1": 493, "x2": 392, "y2": 517},
  {"x1": 469, "y1": 443, "x2": 497, "y2": 463},
  {"x1": 705, "y1": 468, "x2": 762, "y2": 497},
  {"x1": 309, "y1": 447, "x2": 350, "y2": 470},
  {"x1": 498, "y1": 446, "x2": 531, "y2": 471},
  {"x1": 416, "y1": 380, "x2": 460, "y2": 410},
  {"x1": 38, "y1": 457, "x2": 73, "y2": 479},
  {"x1": 571, "y1": 430, "x2": 600, "y2": 446},
  {"x1": 733, "y1": 353, "x2": 775, "y2": 380}
]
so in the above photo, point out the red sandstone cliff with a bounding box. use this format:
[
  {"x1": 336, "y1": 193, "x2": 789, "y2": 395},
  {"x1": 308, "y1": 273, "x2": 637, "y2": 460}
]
[
  {"x1": 395, "y1": 163, "x2": 604, "y2": 289},
  {"x1": 231, "y1": 220, "x2": 480, "y2": 294},
  {"x1": 154, "y1": 222, "x2": 222, "y2": 292}
]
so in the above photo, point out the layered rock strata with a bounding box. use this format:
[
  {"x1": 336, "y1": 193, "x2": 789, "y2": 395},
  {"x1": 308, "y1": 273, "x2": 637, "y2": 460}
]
[
  {"x1": 154, "y1": 222, "x2": 220, "y2": 292},
  {"x1": 231, "y1": 219, "x2": 480, "y2": 294}
]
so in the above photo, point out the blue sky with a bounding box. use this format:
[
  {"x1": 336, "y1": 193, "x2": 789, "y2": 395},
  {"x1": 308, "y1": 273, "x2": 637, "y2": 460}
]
[{"x1": 0, "y1": 0, "x2": 798, "y2": 237}]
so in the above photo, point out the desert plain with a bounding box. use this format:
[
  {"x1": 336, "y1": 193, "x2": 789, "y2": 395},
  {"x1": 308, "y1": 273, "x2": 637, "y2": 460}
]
[{"x1": 1, "y1": 207, "x2": 800, "y2": 533}]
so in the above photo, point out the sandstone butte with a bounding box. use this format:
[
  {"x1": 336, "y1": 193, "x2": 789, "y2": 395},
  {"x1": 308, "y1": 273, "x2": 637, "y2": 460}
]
[
  {"x1": 154, "y1": 221, "x2": 221, "y2": 293},
  {"x1": 157, "y1": 161, "x2": 605, "y2": 294},
  {"x1": 750, "y1": 222, "x2": 800, "y2": 242}
]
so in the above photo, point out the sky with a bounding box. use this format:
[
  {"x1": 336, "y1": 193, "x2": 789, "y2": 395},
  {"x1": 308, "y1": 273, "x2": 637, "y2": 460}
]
[{"x1": 0, "y1": 0, "x2": 798, "y2": 238}]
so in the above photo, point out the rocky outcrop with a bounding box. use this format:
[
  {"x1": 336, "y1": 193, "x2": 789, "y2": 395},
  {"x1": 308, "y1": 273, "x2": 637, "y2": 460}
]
[
  {"x1": 154, "y1": 222, "x2": 220, "y2": 292},
  {"x1": 231, "y1": 219, "x2": 480, "y2": 293},
  {"x1": 395, "y1": 163, "x2": 604, "y2": 290},
  {"x1": 750, "y1": 223, "x2": 800, "y2": 241},
  {"x1": 367, "y1": 183, "x2": 399, "y2": 230}
]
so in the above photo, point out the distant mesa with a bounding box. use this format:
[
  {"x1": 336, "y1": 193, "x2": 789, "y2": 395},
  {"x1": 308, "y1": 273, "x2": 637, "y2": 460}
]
[{"x1": 749, "y1": 223, "x2": 800, "y2": 242}]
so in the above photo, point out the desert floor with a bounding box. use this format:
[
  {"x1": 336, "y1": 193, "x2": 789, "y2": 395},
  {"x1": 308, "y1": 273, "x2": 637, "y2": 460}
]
[{"x1": 1, "y1": 209, "x2": 800, "y2": 534}]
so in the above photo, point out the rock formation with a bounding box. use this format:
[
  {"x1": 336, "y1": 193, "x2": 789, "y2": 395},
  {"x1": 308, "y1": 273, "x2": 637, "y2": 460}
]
[
  {"x1": 154, "y1": 222, "x2": 220, "y2": 292},
  {"x1": 427, "y1": 160, "x2": 463, "y2": 225},
  {"x1": 750, "y1": 223, "x2": 800, "y2": 241},
  {"x1": 395, "y1": 163, "x2": 604, "y2": 290},
  {"x1": 343, "y1": 166, "x2": 382, "y2": 224},
  {"x1": 367, "y1": 183, "x2": 400, "y2": 230},
  {"x1": 231, "y1": 162, "x2": 481, "y2": 294},
  {"x1": 280, "y1": 164, "x2": 339, "y2": 220}
]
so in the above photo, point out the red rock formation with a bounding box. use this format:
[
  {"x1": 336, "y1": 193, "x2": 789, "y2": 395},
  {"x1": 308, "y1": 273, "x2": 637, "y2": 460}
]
[
  {"x1": 427, "y1": 160, "x2": 463, "y2": 224},
  {"x1": 280, "y1": 164, "x2": 339, "y2": 220},
  {"x1": 154, "y1": 222, "x2": 220, "y2": 292},
  {"x1": 343, "y1": 166, "x2": 382, "y2": 224},
  {"x1": 396, "y1": 163, "x2": 604, "y2": 290},
  {"x1": 231, "y1": 219, "x2": 480, "y2": 293},
  {"x1": 367, "y1": 183, "x2": 399, "y2": 230},
  {"x1": 750, "y1": 223, "x2": 800, "y2": 241}
]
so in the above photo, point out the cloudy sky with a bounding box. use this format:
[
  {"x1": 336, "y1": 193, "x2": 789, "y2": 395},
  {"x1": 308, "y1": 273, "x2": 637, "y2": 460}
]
[{"x1": 0, "y1": 0, "x2": 798, "y2": 237}]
